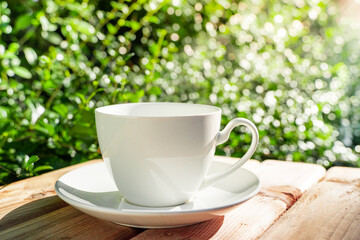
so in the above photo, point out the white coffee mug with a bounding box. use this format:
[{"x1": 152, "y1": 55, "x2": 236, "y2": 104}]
[{"x1": 95, "y1": 102, "x2": 259, "y2": 207}]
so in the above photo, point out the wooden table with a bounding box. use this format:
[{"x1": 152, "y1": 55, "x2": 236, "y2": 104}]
[{"x1": 1, "y1": 156, "x2": 359, "y2": 239}]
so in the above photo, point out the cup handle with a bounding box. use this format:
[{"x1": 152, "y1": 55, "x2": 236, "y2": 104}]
[{"x1": 200, "y1": 118, "x2": 259, "y2": 190}]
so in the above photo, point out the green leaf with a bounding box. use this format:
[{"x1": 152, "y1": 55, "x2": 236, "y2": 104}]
[
  {"x1": 23, "y1": 47, "x2": 37, "y2": 65},
  {"x1": 75, "y1": 93, "x2": 86, "y2": 104},
  {"x1": 2, "y1": 51, "x2": 17, "y2": 59},
  {"x1": 110, "y1": 2, "x2": 127, "y2": 11},
  {"x1": 149, "y1": 42, "x2": 157, "y2": 55},
  {"x1": 85, "y1": 88, "x2": 104, "y2": 104},
  {"x1": 34, "y1": 122, "x2": 55, "y2": 136},
  {"x1": 14, "y1": 14, "x2": 33, "y2": 33},
  {"x1": 26, "y1": 155, "x2": 40, "y2": 170},
  {"x1": 128, "y1": 21, "x2": 140, "y2": 31},
  {"x1": 65, "y1": 2, "x2": 83, "y2": 12},
  {"x1": 33, "y1": 165, "x2": 53, "y2": 173},
  {"x1": 8, "y1": 43, "x2": 20, "y2": 53},
  {"x1": 107, "y1": 23, "x2": 117, "y2": 35},
  {"x1": 70, "y1": 125, "x2": 93, "y2": 136},
  {"x1": 148, "y1": 16, "x2": 160, "y2": 24},
  {"x1": 39, "y1": 55, "x2": 51, "y2": 65},
  {"x1": 293, "y1": 151, "x2": 302, "y2": 162},
  {"x1": 53, "y1": 104, "x2": 68, "y2": 118},
  {"x1": 79, "y1": 21, "x2": 95, "y2": 35},
  {"x1": 148, "y1": 86, "x2": 162, "y2": 95},
  {"x1": 156, "y1": 29, "x2": 167, "y2": 38},
  {"x1": 136, "y1": 89, "x2": 145, "y2": 98},
  {"x1": 122, "y1": 20, "x2": 141, "y2": 31},
  {"x1": 117, "y1": 19, "x2": 126, "y2": 27},
  {"x1": 123, "y1": 52, "x2": 135, "y2": 61},
  {"x1": 71, "y1": 19, "x2": 95, "y2": 36},
  {"x1": 39, "y1": 15, "x2": 57, "y2": 31},
  {"x1": 76, "y1": 108, "x2": 94, "y2": 122},
  {"x1": 0, "y1": 171, "x2": 11, "y2": 184},
  {"x1": 13, "y1": 67, "x2": 32, "y2": 79},
  {"x1": 45, "y1": 32, "x2": 62, "y2": 45}
]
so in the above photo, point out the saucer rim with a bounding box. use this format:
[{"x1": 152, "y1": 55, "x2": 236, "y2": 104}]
[{"x1": 55, "y1": 162, "x2": 261, "y2": 216}]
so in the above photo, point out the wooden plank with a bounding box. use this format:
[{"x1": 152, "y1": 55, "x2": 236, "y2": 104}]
[
  {"x1": 325, "y1": 166, "x2": 360, "y2": 182},
  {"x1": 0, "y1": 206, "x2": 142, "y2": 240},
  {"x1": 0, "y1": 157, "x2": 258, "y2": 239},
  {"x1": 0, "y1": 196, "x2": 67, "y2": 231},
  {"x1": 0, "y1": 159, "x2": 143, "y2": 240},
  {"x1": 0, "y1": 157, "x2": 331, "y2": 240},
  {"x1": 133, "y1": 195, "x2": 288, "y2": 240},
  {"x1": 254, "y1": 160, "x2": 326, "y2": 192},
  {"x1": 259, "y1": 166, "x2": 360, "y2": 240},
  {"x1": 0, "y1": 159, "x2": 102, "y2": 220},
  {"x1": 0, "y1": 158, "x2": 256, "y2": 222},
  {"x1": 132, "y1": 160, "x2": 326, "y2": 240}
]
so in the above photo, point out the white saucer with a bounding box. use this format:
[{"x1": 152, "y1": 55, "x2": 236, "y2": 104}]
[{"x1": 55, "y1": 160, "x2": 260, "y2": 228}]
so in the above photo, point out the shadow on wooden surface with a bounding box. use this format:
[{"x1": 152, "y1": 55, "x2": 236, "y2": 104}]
[
  {"x1": 0, "y1": 158, "x2": 334, "y2": 239},
  {"x1": 0, "y1": 195, "x2": 224, "y2": 240},
  {"x1": 0, "y1": 196, "x2": 67, "y2": 231},
  {"x1": 0, "y1": 196, "x2": 144, "y2": 240}
]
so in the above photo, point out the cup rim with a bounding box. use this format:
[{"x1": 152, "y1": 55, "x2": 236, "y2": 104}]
[{"x1": 95, "y1": 102, "x2": 221, "y2": 118}]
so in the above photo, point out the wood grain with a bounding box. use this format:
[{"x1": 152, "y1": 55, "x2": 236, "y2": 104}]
[
  {"x1": 0, "y1": 196, "x2": 67, "y2": 231},
  {"x1": 0, "y1": 159, "x2": 102, "y2": 220},
  {"x1": 0, "y1": 157, "x2": 259, "y2": 239},
  {"x1": 132, "y1": 160, "x2": 326, "y2": 240},
  {"x1": 132, "y1": 194, "x2": 287, "y2": 240},
  {"x1": 2, "y1": 157, "x2": 348, "y2": 240},
  {"x1": 0, "y1": 159, "x2": 144, "y2": 240},
  {"x1": 259, "y1": 166, "x2": 360, "y2": 240},
  {"x1": 0, "y1": 206, "x2": 142, "y2": 240}
]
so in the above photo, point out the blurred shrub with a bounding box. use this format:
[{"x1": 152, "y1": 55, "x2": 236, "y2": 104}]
[
  {"x1": 0, "y1": 0, "x2": 359, "y2": 184},
  {"x1": 156, "y1": 0, "x2": 360, "y2": 167}
]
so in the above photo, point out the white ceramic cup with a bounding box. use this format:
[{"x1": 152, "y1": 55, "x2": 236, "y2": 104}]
[{"x1": 95, "y1": 102, "x2": 259, "y2": 207}]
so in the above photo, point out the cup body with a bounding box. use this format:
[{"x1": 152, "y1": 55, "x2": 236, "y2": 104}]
[{"x1": 95, "y1": 103, "x2": 221, "y2": 207}]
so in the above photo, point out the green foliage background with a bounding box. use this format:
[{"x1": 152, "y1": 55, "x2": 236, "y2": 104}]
[{"x1": 0, "y1": 0, "x2": 359, "y2": 184}]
